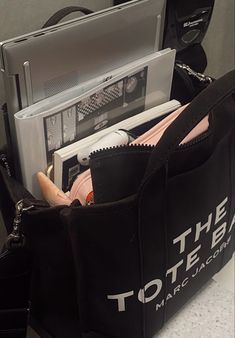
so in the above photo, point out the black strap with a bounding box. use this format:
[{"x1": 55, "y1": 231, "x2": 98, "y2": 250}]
[
  {"x1": 0, "y1": 249, "x2": 32, "y2": 338},
  {"x1": 42, "y1": 6, "x2": 93, "y2": 28},
  {"x1": 176, "y1": 44, "x2": 208, "y2": 73},
  {"x1": 0, "y1": 103, "x2": 16, "y2": 178},
  {"x1": 142, "y1": 70, "x2": 235, "y2": 183},
  {"x1": 0, "y1": 167, "x2": 33, "y2": 337}
]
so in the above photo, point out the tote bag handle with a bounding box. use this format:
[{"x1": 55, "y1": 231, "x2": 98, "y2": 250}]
[
  {"x1": 42, "y1": 6, "x2": 93, "y2": 29},
  {"x1": 142, "y1": 70, "x2": 235, "y2": 183}
]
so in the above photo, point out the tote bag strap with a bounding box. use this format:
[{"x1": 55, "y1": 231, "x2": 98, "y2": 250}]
[
  {"x1": 0, "y1": 166, "x2": 34, "y2": 338},
  {"x1": 42, "y1": 6, "x2": 93, "y2": 28},
  {"x1": 142, "y1": 70, "x2": 235, "y2": 184}
]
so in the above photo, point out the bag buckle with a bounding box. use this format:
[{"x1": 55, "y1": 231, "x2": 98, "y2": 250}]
[{"x1": 6, "y1": 200, "x2": 34, "y2": 250}]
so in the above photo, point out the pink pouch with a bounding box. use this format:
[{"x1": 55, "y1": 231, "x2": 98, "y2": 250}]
[
  {"x1": 69, "y1": 169, "x2": 93, "y2": 205},
  {"x1": 69, "y1": 105, "x2": 209, "y2": 205}
]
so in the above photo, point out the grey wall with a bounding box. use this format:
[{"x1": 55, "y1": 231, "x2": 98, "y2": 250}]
[{"x1": 203, "y1": 0, "x2": 235, "y2": 78}]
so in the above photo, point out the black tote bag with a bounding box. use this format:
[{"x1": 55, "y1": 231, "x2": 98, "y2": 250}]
[
  {"x1": 64, "y1": 70, "x2": 235, "y2": 338},
  {"x1": 0, "y1": 70, "x2": 234, "y2": 338}
]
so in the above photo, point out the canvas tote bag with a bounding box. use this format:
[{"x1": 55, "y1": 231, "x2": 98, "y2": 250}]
[
  {"x1": 64, "y1": 69, "x2": 235, "y2": 337},
  {"x1": 0, "y1": 70, "x2": 234, "y2": 338}
]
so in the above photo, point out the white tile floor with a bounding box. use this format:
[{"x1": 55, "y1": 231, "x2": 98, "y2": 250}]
[
  {"x1": 156, "y1": 255, "x2": 235, "y2": 338},
  {"x1": 213, "y1": 254, "x2": 234, "y2": 293}
]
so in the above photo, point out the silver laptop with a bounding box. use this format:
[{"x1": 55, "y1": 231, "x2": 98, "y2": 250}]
[{"x1": 0, "y1": 0, "x2": 166, "y2": 173}]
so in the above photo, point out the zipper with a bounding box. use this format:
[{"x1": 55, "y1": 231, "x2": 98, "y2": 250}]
[
  {"x1": 5, "y1": 200, "x2": 35, "y2": 250},
  {"x1": 90, "y1": 143, "x2": 154, "y2": 161},
  {"x1": 178, "y1": 131, "x2": 211, "y2": 150},
  {"x1": 90, "y1": 131, "x2": 211, "y2": 161}
]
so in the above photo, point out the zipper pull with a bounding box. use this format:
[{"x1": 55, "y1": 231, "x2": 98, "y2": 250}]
[
  {"x1": 6, "y1": 199, "x2": 34, "y2": 250},
  {"x1": 86, "y1": 191, "x2": 94, "y2": 206},
  {"x1": 0, "y1": 153, "x2": 12, "y2": 177},
  {"x1": 176, "y1": 63, "x2": 213, "y2": 84}
]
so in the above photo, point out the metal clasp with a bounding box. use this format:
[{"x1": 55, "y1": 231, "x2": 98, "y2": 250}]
[
  {"x1": 6, "y1": 200, "x2": 34, "y2": 250},
  {"x1": 177, "y1": 63, "x2": 213, "y2": 84}
]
